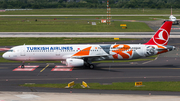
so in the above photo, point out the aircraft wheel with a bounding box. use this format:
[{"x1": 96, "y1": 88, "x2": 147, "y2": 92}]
[
  {"x1": 89, "y1": 64, "x2": 95, "y2": 69},
  {"x1": 21, "y1": 65, "x2": 24, "y2": 68}
]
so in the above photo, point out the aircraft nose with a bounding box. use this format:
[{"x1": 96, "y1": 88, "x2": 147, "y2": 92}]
[
  {"x1": 2, "y1": 52, "x2": 8, "y2": 59},
  {"x1": 173, "y1": 46, "x2": 176, "y2": 50}
]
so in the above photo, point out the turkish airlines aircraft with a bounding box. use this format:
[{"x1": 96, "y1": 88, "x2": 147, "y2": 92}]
[{"x1": 2, "y1": 21, "x2": 175, "y2": 69}]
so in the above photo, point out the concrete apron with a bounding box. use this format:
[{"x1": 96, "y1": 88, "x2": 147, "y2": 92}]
[{"x1": 0, "y1": 91, "x2": 180, "y2": 101}]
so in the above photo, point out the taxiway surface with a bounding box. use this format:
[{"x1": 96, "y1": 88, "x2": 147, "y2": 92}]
[{"x1": 1, "y1": 32, "x2": 180, "y2": 38}]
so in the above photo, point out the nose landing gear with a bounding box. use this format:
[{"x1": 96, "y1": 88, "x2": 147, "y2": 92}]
[{"x1": 21, "y1": 61, "x2": 25, "y2": 68}]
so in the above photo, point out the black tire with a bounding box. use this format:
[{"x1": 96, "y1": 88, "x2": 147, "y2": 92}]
[
  {"x1": 89, "y1": 64, "x2": 94, "y2": 69},
  {"x1": 21, "y1": 65, "x2": 24, "y2": 68}
]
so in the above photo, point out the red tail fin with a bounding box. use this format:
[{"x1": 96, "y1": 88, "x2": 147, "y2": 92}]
[{"x1": 145, "y1": 21, "x2": 172, "y2": 46}]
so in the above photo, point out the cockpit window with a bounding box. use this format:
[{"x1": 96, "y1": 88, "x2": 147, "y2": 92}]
[{"x1": 8, "y1": 50, "x2": 13, "y2": 52}]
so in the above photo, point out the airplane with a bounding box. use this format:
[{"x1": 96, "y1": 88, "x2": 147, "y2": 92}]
[
  {"x1": 2, "y1": 21, "x2": 175, "y2": 69},
  {"x1": 153, "y1": 8, "x2": 179, "y2": 25},
  {"x1": 163, "y1": 8, "x2": 179, "y2": 24}
]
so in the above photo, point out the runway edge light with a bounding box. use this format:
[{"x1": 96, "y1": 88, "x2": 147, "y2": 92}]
[
  {"x1": 65, "y1": 81, "x2": 74, "y2": 88},
  {"x1": 81, "y1": 81, "x2": 90, "y2": 88}
]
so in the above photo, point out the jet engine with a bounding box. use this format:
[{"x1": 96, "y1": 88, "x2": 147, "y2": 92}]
[{"x1": 66, "y1": 58, "x2": 84, "y2": 67}]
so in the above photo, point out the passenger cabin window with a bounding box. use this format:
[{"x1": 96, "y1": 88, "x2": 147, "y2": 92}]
[{"x1": 8, "y1": 50, "x2": 13, "y2": 52}]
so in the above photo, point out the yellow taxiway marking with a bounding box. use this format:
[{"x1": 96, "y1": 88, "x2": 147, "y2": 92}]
[{"x1": 40, "y1": 64, "x2": 49, "y2": 72}]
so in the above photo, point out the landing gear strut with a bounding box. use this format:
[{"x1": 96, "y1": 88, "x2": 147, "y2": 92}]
[
  {"x1": 176, "y1": 21, "x2": 179, "y2": 25},
  {"x1": 21, "y1": 61, "x2": 25, "y2": 68},
  {"x1": 172, "y1": 21, "x2": 179, "y2": 25}
]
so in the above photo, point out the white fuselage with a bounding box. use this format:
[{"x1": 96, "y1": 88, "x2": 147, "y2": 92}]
[
  {"x1": 2, "y1": 44, "x2": 173, "y2": 62},
  {"x1": 169, "y1": 15, "x2": 176, "y2": 22}
]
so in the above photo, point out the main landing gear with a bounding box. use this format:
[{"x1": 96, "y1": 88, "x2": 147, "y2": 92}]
[
  {"x1": 89, "y1": 64, "x2": 95, "y2": 69},
  {"x1": 84, "y1": 60, "x2": 95, "y2": 69}
]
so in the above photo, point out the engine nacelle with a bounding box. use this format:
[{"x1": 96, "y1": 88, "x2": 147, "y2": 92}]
[{"x1": 66, "y1": 58, "x2": 84, "y2": 67}]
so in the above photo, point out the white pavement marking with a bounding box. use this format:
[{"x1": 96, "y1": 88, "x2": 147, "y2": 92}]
[
  {"x1": 1, "y1": 32, "x2": 180, "y2": 38},
  {"x1": 13, "y1": 65, "x2": 39, "y2": 71},
  {"x1": 142, "y1": 55, "x2": 159, "y2": 65},
  {"x1": 15, "y1": 94, "x2": 39, "y2": 99},
  {"x1": 51, "y1": 65, "x2": 73, "y2": 71}
]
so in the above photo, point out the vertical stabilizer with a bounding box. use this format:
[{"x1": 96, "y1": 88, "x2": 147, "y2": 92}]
[{"x1": 144, "y1": 21, "x2": 172, "y2": 46}]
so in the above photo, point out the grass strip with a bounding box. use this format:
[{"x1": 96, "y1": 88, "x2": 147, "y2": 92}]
[
  {"x1": 0, "y1": 18, "x2": 153, "y2": 32},
  {"x1": 21, "y1": 81, "x2": 180, "y2": 92}
]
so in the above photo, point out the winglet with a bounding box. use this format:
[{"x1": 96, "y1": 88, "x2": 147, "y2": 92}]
[{"x1": 144, "y1": 21, "x2": 172, "y2": 46}]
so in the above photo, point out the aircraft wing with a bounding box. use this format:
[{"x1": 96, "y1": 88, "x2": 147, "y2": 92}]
[
  {"x1": 0, "y1": 48, "x2": 10, "y2": 51},
  {"x1": 72, "y1": 55, "x2": 109, "y2": 59}
]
